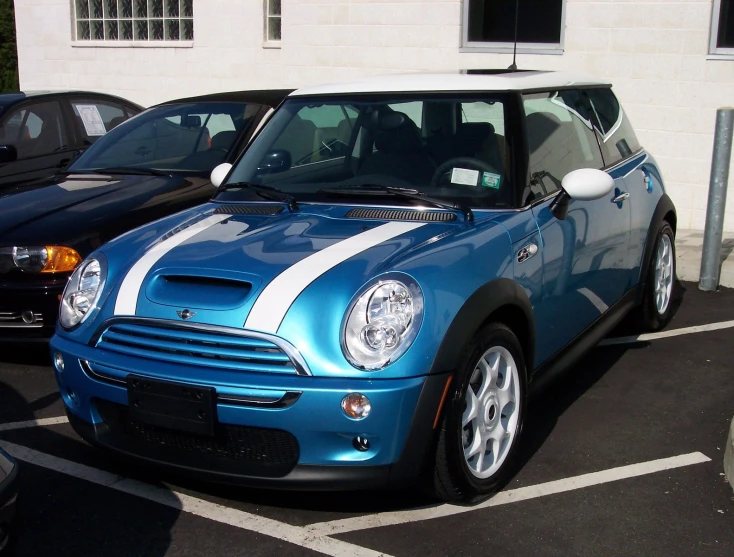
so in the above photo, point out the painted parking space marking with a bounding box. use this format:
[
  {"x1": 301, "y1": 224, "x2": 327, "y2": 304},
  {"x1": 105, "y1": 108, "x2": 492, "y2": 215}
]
[
  {"x1": 599, "y1": 319, "x2": 734, "y2": 346},
  {"x1": 0, "y1": 416, "x2": 69, "y2": 432},
  {"x1": 306, "y1": 452, "x2": 711, "y2": 535},
  {"x1": 0, "y1": 440, "x2": 394, "y2": 557}
]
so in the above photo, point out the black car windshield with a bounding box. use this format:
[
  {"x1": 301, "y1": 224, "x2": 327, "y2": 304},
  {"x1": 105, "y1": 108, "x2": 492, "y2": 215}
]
[
  {"x1": 215, "y1": 94, "x2": 514, "y2": 209},
  {"x1": 69, "y1": 101, "x2": 262, "y2": 174}
]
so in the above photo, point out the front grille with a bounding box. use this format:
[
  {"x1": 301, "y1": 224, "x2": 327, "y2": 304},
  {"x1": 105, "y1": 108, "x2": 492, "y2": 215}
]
[
  {"x1": 0, "y1": 310, "x2": 43, "y2": 328},
  {"x1": 95, "y1": 321, "x2": 298, "y2": 374},
  {"x1": 345, "y1": 208, "x2": 457, "y2": 221},
  {"x1": 95, "y1": 399, "x2": 300, "y2": 477}
]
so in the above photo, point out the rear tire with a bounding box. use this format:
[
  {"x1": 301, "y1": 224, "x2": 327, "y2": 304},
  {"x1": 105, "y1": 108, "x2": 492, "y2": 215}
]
[
  {"x1": 640, "y1": 222, "x2": 676, "y2": 331},
  {"x1": 432, "y1": 323, "x2": 526, "y2": 504}
]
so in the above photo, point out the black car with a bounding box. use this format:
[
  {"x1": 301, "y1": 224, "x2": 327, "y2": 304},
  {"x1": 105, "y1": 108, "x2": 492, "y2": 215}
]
[
  {"x1": 0, "y1": 88, "x2": 292, "y2": 341},
  {"x1": 0, "y1": 91, "x2": 143, "y2": 187},
  {"x1": 0, "y1": 448, "x2": 17, "y2": 555}
]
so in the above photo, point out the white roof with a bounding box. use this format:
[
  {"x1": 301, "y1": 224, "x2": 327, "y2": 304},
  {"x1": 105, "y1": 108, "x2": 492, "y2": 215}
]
[{"x1": 289, "y1": 71, "x2": 611, "y2": 97}]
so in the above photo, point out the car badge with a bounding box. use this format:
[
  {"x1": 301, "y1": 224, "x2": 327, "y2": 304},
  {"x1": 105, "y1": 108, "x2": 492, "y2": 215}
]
[{"x1": 177, "y1": 309, "x2": 196, "y2": 320}]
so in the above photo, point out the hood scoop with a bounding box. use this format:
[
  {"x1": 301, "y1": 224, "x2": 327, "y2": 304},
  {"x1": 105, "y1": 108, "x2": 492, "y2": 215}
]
[
  {"x1": 145, "y1": 274, "x2": 253, "y2": 311},
  {"x1": 344, "y1": 208, "x2": 456, "y2": 222},
  {"x1": 214, "y1": 204, "x2": 284, "y2": 215}
]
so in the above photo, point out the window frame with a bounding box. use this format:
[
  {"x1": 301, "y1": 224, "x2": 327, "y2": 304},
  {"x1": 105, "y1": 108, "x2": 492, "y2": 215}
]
[
  {"x1": 461, "y1": 0, "x2": 567, "y2": 54},
  {"x1": 263, "y1": 0, "x2": 282, "y2": 48},
  {"x1": 709, "y1": 0, "x2": 734, "y2": 58},
  {"x1": 71, "y1": 0, "x2": 194, "y2": 47}
]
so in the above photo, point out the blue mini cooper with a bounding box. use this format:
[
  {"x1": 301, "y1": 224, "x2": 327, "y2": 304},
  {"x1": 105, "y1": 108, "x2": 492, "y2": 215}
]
[{"x1": 50, "y1": 72, "x2": 676, "y2": 503}]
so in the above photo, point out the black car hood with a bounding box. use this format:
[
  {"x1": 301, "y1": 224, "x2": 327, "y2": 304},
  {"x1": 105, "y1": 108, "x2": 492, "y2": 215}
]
[{"x1": 0, "y1": 173, "x2": 213, "y2": 253}]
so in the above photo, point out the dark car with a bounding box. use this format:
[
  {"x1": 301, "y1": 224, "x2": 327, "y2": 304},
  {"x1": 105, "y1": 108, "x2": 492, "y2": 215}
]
[
  {"x1": 0, "y1": 91, "x2": 143, "y2": 187},
  {"x1": 0, "y1": 89, "x2": 292, "y2": 341},
  {"x1": 0, "y1": 448, "x2": 17, "y2": 554}
]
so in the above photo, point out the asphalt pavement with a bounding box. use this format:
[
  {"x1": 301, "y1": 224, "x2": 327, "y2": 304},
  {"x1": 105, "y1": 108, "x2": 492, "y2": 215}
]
[{"x1": 1, "y1": 281, "x2": 733, "y2": 557}]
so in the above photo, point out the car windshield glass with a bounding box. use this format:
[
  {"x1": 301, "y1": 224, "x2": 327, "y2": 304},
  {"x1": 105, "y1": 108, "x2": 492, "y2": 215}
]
[
  {"x1": 215, "y1": 94, "x2": 514, "y2": 209},
  {"x1": 69, "y1": 101, "x2": 262, "y2": 174}
]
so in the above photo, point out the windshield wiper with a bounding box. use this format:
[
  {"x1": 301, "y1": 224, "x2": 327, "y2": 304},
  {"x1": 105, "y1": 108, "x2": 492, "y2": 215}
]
[
  {"x1": 318, "y1": 185, "x2": 473, "y2": 222},
  {"x1": 217, "y1": 181, "x2": 299, "y2": 212},
  {"x1": 90, "y1": 166, "x2": 172, "y2": 177}
]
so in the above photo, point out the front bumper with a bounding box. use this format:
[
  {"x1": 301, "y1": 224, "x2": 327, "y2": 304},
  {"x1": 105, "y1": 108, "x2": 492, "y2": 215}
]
[
  {"x1": 0, "y1": 282, "x2": 63, "y2": 342},
  {"x1": 0, "y1": 451, "x2": 18, "y2": 551},
  {"x1": 51, "y1": 334, "x2": 447, "y2": 490}
]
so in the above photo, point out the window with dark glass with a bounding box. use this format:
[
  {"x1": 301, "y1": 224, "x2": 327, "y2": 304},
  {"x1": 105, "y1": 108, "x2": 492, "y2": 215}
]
[
  {"x1": 582, "y1": 88, "x2": 641, "y2": 166},
  {"x1": 0, "y1": 102, "x2": 68, "y2": 159},
  {"x1": 712, "y1": 0, "x2": 734, "y2": 52},
  {"x1": 466, "y1": 0, "x2": 565, "y2": 47}
]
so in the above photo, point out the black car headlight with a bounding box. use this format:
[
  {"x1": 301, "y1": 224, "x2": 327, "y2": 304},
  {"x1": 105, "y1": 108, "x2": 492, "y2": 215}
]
[
  {"x1": 342, "y1": 277, "x2": 423, "y2": 370},
  {"x1": 59, "y1": 257, "x2": 106, "y2": 329}
]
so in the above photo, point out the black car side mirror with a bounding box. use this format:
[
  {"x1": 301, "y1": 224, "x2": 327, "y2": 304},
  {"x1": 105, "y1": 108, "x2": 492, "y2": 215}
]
[
  {"x1": 0, "y1": 145, "x2": 18, "y2": 164},
  {"x1": 256, "y1": 150, "x2": 292, "y2": 175}
]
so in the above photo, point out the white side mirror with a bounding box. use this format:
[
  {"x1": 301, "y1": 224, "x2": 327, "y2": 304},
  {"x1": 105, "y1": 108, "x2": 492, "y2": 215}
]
[
  {"x1": 210, "y1": 163, "x2": 233, "y2": 188},
  {"x1": 561, "y1": 168, "x2": 615, "y2": 201}
]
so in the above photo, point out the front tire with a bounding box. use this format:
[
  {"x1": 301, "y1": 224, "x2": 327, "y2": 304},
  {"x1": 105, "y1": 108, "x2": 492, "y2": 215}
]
[
  {"x1": 432, "y1": 323, "x2": 526, "y2": 504},
  {"x1": 641, "y1": 222, "x2": 676, "y2": 331}
]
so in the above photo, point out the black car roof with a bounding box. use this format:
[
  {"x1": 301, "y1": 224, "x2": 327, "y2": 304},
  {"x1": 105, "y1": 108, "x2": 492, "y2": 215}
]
[
  {"x1": 159, "y1": 89, "x2": 294, "y2": 108},
  {"x1": 0, "y1": 90, "x2": 144, "y2": 109}
]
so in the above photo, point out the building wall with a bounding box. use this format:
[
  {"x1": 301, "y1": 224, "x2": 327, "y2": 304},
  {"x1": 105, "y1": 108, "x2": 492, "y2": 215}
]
[{"x1": 13, "y1": 0, "x2": 734, "y2": 231}]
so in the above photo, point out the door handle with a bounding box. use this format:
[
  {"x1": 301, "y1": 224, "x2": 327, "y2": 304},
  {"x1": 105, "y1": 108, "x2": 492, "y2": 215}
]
[{"x1": 612, "y1": 192, "x2": 630, "y2": 203}]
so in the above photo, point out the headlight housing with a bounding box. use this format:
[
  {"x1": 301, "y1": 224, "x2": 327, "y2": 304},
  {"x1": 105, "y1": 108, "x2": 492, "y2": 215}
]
[
  {"x1": 11, "y1": 245, "x2": 82, "y2": 273},
  {"x1": 59, "y1": 256, "x2": 106, "y2": 329},
  {"x1": 342, "y1": 277, "x2": 423, "y2": 370}
]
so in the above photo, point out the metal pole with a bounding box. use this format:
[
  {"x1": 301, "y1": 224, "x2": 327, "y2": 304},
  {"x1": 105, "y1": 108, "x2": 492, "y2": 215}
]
[{"x1": 699, "y1": 108, "x2": 734, "y2": 291}]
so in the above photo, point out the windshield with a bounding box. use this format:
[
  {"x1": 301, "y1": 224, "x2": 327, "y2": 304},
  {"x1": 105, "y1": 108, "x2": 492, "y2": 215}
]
[
  {"x1": 216, "y1": 94, "x2": 514, "y2": 209},
  {"x1": 69, "y1": 101, "x2": 262, "y2": 174}
]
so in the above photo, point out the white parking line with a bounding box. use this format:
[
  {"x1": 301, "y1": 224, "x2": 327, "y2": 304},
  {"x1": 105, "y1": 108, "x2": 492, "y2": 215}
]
[
  {"x1": 306, "y1": 452, "x2": 711, "y2": 535},
  {"x1": 0, "y1": 440, "x2": 393, "y2": 557},
  {"x1": 599, "y1": 320, "x2": 734, "y2": 346},
  {"x1": 0, "y1": 416, "x2": 69, "y2": 432}
]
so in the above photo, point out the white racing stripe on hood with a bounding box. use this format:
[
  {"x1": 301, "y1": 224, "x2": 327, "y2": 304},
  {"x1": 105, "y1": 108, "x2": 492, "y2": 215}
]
[
  {"x1": 114, "y1": 214, "x2": 232, "y2": 315},
  {"x1": 244, "y1": 221, "x2": 427, "y2": 334}
]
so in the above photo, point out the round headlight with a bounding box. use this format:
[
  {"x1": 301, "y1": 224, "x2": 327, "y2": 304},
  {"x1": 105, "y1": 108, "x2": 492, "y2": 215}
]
[
  {"x1": 342, "y1": 278, "x2": 423, "y2": 370},
  {"x1": 59, "y1": 257, "x2": 105, "y2": 329}
]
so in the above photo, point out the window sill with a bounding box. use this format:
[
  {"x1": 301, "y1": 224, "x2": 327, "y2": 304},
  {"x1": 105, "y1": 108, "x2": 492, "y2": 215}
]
[
  {"x1": 460, "y1": 44, "x2": 563, "y2": 56},
  {"x1": 71, "y1": 40, "x2": 194, "y2": 48},
  {"x1": 262, "y1": 41, "x2": 282, "y2": 49},
  {"x1": 707, "y1": 52, "x2": 734, "y2": 61}
]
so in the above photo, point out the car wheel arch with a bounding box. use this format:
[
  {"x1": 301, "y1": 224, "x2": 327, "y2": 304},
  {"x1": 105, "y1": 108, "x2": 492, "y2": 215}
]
[{"x1": 639, "y1": 194, "x2": 677, "y2": 289}]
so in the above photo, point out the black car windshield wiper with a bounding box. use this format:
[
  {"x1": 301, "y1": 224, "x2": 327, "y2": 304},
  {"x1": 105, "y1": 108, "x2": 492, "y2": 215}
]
[
  {"x1": 89, "y1": 166, "x2": 172, "y2": 177},
  {"x1": 318, "y1": 184, "x2": 473, "y2": 222},
  {"x1": 217, "y1": 181, "x2": 299, "y2": 212}
]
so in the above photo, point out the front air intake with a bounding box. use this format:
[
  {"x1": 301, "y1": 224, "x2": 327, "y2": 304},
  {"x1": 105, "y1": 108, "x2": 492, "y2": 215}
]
[
  {"x1": 344, "y1": 208, "x2": 456, "y2": 222},
  {"x1": 214, "y1": 205, "x2": 284, "y2": 215}
]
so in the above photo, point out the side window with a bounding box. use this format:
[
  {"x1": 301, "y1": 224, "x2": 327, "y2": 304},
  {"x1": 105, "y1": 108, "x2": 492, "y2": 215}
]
[
  {"x1": 522, "y1": 90, "x2": 604, "y2": 203},
  {"x1": 0, "y1": 101, "x2": 67, "y2": 159},
  {"x1": 582, "y1": 88, "x2": 641, "y2": 166},
  {"x1": 273, "y1": 104, "x2": 358, "y2": 166},
  {"x1": 71, "y1": 100, "x2": 131, "y2": 142}
]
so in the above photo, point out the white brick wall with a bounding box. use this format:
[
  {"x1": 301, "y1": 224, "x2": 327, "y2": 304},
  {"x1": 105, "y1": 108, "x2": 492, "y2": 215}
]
[{"x1": 13, "y1": 0, "x2": 734, "y2": 231}]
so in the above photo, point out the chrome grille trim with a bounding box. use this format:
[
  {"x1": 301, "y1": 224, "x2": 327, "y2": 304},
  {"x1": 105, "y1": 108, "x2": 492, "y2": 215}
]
[
  {"x1": 0, "y1": 311, "x2": 44, "y2": 328},
  {"x1": 91, "y1": 317, "x2": 312, "y2": 376}
]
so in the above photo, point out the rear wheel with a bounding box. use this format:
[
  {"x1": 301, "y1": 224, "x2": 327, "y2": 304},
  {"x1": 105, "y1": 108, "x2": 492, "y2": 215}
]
[
  {"x1": 432, "y1": 323, "x2": 526, "y2": 503},
  {"x1": 641, "y1": 222, "x2": 676, "y2": 331}
]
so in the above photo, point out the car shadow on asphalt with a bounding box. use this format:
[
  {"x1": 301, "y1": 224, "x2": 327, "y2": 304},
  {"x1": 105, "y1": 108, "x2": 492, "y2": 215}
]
[{"x1": 0, "y1": 343, "x2": 52, "y2": 367}]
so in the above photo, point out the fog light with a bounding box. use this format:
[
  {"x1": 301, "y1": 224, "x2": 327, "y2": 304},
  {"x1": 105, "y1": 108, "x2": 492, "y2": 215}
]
[
  {"x1": 341, "y1": 393, "x2": 371, "y2": 420},
  {"x1": 353, "y1": 436, "x2": 370, "y2": 452},
  {"x1": 54, "y1": 351, "x2": 64, "y2": 372}
]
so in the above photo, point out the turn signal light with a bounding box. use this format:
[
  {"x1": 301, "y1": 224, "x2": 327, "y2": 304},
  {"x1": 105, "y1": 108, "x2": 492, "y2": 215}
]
[{"x1": 41, "y1": 246, "x2": 82, "y2": 273}]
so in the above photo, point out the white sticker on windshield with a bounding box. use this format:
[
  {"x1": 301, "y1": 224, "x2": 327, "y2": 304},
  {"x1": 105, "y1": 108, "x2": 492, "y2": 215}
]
[
  {"x1": 450, "y1": 167, "x2": 480, "y2": 186},
  {"x1": 75, "y1": 104, "x2": 107, "y2": 136}
]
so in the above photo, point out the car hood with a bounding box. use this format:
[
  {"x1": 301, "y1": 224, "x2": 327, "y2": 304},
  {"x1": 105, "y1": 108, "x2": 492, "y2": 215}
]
[
  {"x1": 92, "y1": 204, "x2": 460, "y2": 334},
  {"x1": 0, "y1": 173, "x2": 210, "y2": 249}
]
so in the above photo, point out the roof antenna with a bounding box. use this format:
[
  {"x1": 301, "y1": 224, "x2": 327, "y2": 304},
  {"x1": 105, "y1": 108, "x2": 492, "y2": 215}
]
[{"x1": 508, "y1": 0, "x2": 520, "y2": 71}]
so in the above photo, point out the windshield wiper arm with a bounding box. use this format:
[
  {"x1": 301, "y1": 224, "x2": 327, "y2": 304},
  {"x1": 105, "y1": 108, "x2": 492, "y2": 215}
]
[
  {"x1": 217, "y1": 181, "x2": 299, "y2": 212},
  {"x1": 318, "y1": 185, "x2": 473, "y2": 222},
  {"x1": 90, "y1": 166, "x2": 172, "y2": 177}
]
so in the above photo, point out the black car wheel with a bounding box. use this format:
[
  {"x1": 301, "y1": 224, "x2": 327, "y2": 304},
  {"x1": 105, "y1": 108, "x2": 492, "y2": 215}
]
[{"x1": 432, "y1": 323, "x2": 527, "y2": 503}]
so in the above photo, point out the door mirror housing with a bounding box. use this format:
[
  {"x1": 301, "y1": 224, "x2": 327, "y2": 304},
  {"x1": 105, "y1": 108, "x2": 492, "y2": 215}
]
[
  {"x1": 256, "y1": 150, "x2": 291, "y2": 175},
  {"x1": 0, "y1": 144, "x2": 18, "y2": 164},
  {"x1": 551, "y1": 168, "x2": 615, "y2": 220},
  {"x1": 210, "y1": 162, "x2": 233, "y2": 188}
]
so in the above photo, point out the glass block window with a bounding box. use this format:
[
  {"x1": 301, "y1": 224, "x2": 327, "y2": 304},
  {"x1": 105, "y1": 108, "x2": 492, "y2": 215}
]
[
  {"x1": 265, "y1": 0, "x2": 281, "y2": 42},
  {"x1": 74, "y1": 0, "x2": 194, "y2": 41}
]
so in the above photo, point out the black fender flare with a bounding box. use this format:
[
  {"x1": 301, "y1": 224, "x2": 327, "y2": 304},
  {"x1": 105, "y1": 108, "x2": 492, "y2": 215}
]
[
  {"x1": 429, "y1": 277, "x2": 536, "y2": 375},
  {"x1": 639, "y1": 193, "x2": 677, "y2": 292}
]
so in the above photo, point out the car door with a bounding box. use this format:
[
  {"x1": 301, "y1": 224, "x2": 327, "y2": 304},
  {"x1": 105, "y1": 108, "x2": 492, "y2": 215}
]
[
  {"x1": 0, "y1": 100, "x2": 76, "y2": 186},
  {"x1": 523, "y1": 89, "x2": 632, "y2": 365}
]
